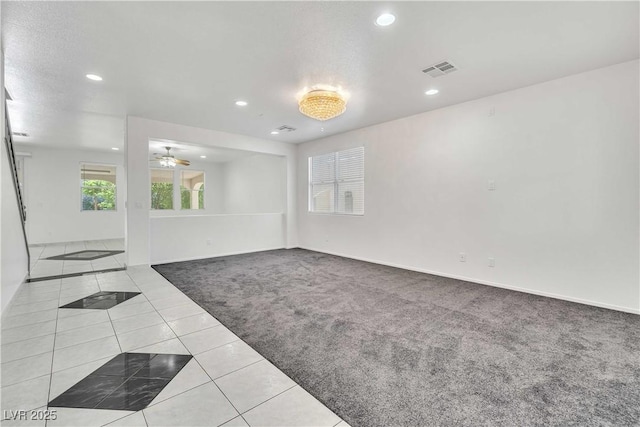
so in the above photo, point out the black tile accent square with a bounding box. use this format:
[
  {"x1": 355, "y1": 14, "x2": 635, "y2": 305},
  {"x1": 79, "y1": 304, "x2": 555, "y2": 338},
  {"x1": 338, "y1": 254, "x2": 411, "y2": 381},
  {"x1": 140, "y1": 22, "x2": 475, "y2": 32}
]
[
  {"x1": 92, "y1": 353, "x2": 155, "y2": 377},
  {"x1": 46, "y1": 250, "x2": 124, "y2": 261},
  {"x1": 48, "y1": 352, "x2": 193, "y2": 411},
  {"x1": 48, "y1": 376, "x2": 127, "y2": 409},
  {"x1": 59, "y1": 291, "x2": 141, "y2": 309},
  {"x1": 96, "y1": 378, "x2": 171, "y2": 411},
  {"x1": 133, "y1": 354, "x2": 192, "y2": 379}
]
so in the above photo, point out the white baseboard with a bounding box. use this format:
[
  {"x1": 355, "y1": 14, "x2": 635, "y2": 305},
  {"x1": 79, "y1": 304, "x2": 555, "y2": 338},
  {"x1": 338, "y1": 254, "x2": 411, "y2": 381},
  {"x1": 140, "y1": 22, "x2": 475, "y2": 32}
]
[
  {"x1": 299, "y1": 246, "x2": 640, "y2": 315},
  {"x1": 150, "y1": 246, "x2": 286, "y2": 266}
]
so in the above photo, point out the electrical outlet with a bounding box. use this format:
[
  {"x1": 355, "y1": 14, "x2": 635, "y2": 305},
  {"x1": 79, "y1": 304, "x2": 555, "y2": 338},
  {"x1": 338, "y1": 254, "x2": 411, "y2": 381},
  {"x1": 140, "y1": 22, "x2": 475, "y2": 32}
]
[
  {"x1": 206, "y1": 239, "x2": 212, "y2": 246},
  {"x1": 489, "y1": 107, "x2": 495, "y2": 117},
  {"x1": 488, "y1": 257, "x2": 495, "y2": 267},
  {"x1": 488, "y1": 180, "x2": 496, "y2": 191},
  {"x1": 459, "y1": 253, "x2": 466, "y2": 262}
]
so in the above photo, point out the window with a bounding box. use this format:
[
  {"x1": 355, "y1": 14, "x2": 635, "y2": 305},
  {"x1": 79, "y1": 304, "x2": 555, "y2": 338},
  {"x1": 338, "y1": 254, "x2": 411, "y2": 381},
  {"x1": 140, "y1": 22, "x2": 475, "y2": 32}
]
[
  {"x1": 180, "y1": 170, "x2": 205, "y2": 210},
  {"x1": 80, "y1": 163, "x2": 116, "y2": 211},
  {"x1": 150, "y1": 169, "x2": 174, "y2": 210},
  {"x1": 309, "y1": 147, "x2": 364, "y2": 215}
]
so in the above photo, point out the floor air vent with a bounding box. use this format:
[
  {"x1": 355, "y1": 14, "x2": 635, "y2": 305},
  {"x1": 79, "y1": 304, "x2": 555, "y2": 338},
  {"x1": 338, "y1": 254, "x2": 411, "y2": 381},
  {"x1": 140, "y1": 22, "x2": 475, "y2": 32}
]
[{"x1": 422, "y1": 61, "x2": 458, "y2": 78}]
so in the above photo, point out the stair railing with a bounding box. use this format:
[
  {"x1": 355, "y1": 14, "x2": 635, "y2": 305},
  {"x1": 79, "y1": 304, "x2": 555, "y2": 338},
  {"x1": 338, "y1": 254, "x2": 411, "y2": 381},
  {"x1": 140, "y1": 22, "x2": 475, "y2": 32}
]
[{"x1": 4, "y1": 99, "x2": 31, "y2": 275}]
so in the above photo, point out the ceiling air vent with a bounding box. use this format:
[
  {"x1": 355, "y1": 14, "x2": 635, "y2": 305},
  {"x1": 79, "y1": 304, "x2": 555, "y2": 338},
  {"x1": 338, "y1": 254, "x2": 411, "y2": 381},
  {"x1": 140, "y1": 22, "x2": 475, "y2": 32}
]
[
  {"x1": 277, "y1": 125, "x2": 296, "y2": 132},
  {"x1": 422, "y1": 61, "x2": 458, "y2": 78},
  {"x1": 12, "y1": 132, "x2": 28, "y2": 137}
]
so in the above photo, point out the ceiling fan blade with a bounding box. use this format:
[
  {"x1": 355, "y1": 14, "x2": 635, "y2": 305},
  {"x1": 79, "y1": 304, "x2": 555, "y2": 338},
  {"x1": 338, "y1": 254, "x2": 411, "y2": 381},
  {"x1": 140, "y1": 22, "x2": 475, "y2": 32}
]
[{"x1": 175, "y1": 159, "x2": 190, "y2": 166}]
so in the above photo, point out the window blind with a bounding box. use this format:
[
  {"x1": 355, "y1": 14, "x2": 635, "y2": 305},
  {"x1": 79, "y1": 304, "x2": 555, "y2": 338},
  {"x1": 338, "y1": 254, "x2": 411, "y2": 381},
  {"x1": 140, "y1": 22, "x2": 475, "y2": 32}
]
[{"x1": 309, "y1": 147, "x2": 364, "y2": 215}]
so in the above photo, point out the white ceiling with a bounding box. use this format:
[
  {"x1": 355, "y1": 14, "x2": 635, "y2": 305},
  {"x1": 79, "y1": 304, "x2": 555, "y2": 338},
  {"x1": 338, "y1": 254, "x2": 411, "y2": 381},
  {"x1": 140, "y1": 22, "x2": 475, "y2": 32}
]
[
  {"x1": 3, "y1": 1, "x2": 638, "y2": 151},
  {"x1": 149, "y1": 139, "x2": 258, "y2": 164}
]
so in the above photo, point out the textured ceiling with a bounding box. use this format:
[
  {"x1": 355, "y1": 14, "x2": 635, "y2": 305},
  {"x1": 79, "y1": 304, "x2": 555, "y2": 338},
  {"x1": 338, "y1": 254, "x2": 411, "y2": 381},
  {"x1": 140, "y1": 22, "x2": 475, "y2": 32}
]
[
  {"x1": 3, "y1": 1, "x2": 638, "y2": 151},
  {"x1": 149, "y1": 139, "x2": 260, "y2": 164}
]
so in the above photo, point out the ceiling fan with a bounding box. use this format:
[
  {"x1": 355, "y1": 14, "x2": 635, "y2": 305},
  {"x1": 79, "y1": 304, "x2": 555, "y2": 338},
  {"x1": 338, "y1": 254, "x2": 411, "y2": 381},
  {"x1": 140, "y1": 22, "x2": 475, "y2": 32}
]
[{"x1": 152, "y1": 147, "x2": 190, "y2": 168}]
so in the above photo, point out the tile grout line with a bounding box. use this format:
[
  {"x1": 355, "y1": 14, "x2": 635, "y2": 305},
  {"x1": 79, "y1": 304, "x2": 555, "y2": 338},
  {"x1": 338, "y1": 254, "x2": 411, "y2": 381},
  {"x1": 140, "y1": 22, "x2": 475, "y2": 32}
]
[
  {"x1": 152, "y1": 287, "x2": 292, "y2": 426},
  {"x1": 139, "y1": 271, "x2": 323, "y2": 425},
  {"x1": 142, "y1": 356, "x2": 265, "y2": 411},
  {"x1": 54, "y1": 266, "x2": 335, "y2": 426},
  {"x1": 0, "y1": 320, "x2": 58, "y2": 344},
  {"x1": 140, "y1": 292, "x2": 246, "y2": 421},
  {"x1": 155, "y1": 270, "x2": 346, "y2": 425},
  {"x1": 3, "y1": 301, "x2": 61, "y2": 318},
  {"x1": 45, "y1": 280, "x2": 64, "y2": 423},
  {"x1": 56, "y1": 317, "x2": 112, "y2": 335},
  {"x1": 105, "y1": 302, "x2": 124, "y2": 354},
  {"x1": 237, "y1": 384, "x2": 298, "y2": 418},
  {"x1": 10, "y1": 293, "x2": 62, "y2": 307},
  {"x1": 110, "y1": 316, "x2": 166, "y2": 336},
  {"x1": 174, "y1": 323, "x2": 223, "y2": 339},
  {"x1": 209, "y1": 358, "x2": 264, "y2": 381},
  {"x1": 0, "y1": 337, "x2": 57, "y2": 365},
  {"x1": 128, "y1": 335, "x2": 187, "y2": 354}
]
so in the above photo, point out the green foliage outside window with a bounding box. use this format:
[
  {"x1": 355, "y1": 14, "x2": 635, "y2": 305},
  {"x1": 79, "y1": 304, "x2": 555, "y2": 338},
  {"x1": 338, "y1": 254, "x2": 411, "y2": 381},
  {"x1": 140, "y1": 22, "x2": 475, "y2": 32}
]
[
  {"x1": 82, "y1": 180, "x2": 116, "y2": 211},
  {"x1": 180, "y1": 185, "x2": 205, "y2": 209},
  {"x1": 151, "y1": 182, "x2": 174, "y2": 209}
]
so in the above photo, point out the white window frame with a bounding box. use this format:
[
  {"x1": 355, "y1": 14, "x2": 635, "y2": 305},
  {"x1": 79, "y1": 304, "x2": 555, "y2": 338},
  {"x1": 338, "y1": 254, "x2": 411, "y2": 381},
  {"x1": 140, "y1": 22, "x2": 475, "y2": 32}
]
[
  {"x1": 149, "y1": 168, "x2": 207, "y2": 212},
  {"x1": 149, "y1": 168, "x2": 176, "y2": 210},
  {"x1": 180, "y1": 170, "x2": 206, "y2": 210},
  {"x1": 80, "y1": 162, "x2": 117, "y2": 212},
  {"x1": 308, "y1": 147, "x2": 364, "y2": 216}
]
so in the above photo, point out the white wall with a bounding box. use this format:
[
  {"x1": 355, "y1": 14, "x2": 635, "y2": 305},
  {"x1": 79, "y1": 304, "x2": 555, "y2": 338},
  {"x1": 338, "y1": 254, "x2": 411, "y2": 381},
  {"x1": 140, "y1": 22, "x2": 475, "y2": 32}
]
[
  {"x1": 222, "y1": 154, "x2": 286, "y2": 214},
  {"x1": 126, "y1": 116, "x2": 297, "y2": 266},
  {"x1": 297, "y1": 60, "x2": 640, "y2": 313},
  {"x1": 150, "y1": 214, "x2": 284, "y2": 264},
  {"x1": 16, "y1": 146, "x2": 125, "y2": 244},
  {"x1": 147, "y1": 153, "x2": 286, "y2": 264},
  {"x1": 1, "y1": 47, "x2": 30, "y2": 312}
]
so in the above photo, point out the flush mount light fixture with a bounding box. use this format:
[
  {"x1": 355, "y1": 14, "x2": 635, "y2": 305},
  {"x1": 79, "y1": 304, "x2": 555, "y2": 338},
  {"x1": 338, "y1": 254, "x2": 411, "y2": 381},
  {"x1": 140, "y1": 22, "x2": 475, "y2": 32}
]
[
  {"x1": 299, "y1": 89, "x2": 347, "y2": 121},
  {"x1": 111, "y1": 147, "x2": 119, "y2": 151},
  {"x1": 235, "y1": 100, "x2": 248, "y2": 106},
  {"x1": 200, "y1": 155, "x2": 207, "y2": 159},
  {"x1": 375, "y1": 13, "x2": 396, "y2": 27},
  {"x1": 425, "y1": 89, "x2": 439, "y2": 96},
  {"x1": 86, "y1": 74, "x2": 103, "y2": 81},
  {"x1": 270, "y1": 131, "x2": 279, "y2": 135}
]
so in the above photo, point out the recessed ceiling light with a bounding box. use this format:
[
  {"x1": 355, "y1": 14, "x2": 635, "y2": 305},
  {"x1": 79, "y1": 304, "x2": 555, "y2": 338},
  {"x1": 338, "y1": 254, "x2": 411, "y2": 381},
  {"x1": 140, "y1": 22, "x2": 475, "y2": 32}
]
[
  {"x1": 86, "y1": 74, "x2": 103, "y2": 81},
  {"x1": 425, "y1": 89, "x2": 439, "y2": 96},
  {"x1": 111, "y1": 147, "x2": 119, "y2": 151},
  {"x1": 376, "y1": 13, "x2": 396, "y2": 27},
  {"x1": 200, "y1": 155, "x2": 207, "y2": 159},
  {"x1": 270, "y1": 131, "x2": 279, "y2": 135},
  {"x1": 235, "y1": 100, "x2": 248, "y2": 106}
]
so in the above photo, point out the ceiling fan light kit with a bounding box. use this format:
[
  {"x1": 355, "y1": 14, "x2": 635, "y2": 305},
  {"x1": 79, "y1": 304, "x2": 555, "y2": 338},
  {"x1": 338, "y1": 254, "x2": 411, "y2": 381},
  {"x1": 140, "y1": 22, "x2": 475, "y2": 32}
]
[
  {"x1": 159, "y1": 157, "x2": 177, "y2": 168},
  {"x1": 154, "y1": 147, "x2": 190, "y2": 168}
]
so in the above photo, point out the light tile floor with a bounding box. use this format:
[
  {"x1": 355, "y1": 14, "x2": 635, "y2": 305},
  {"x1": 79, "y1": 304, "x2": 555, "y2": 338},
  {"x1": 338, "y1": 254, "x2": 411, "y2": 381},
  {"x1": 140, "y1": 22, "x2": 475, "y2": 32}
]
[
  {"x1": 1, "y1": 266, "x2": 349, "y2": 427},
  {"x1": 28, "y1": 240, "x2": 126, "y2": 280}
]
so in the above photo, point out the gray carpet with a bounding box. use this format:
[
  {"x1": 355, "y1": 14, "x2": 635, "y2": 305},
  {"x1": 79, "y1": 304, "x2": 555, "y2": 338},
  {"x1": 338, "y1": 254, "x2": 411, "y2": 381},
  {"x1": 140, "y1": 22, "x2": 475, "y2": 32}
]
[{"x1": 152, "y1": 249, "x2": 640, "y2": 427}]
